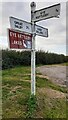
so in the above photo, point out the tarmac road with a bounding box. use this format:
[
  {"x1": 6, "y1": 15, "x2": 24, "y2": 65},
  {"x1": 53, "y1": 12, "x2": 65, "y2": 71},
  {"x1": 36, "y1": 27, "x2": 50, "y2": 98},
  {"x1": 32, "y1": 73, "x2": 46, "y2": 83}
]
[{"x1": 37, "y1": 65, "x2": 67, "y2": 87}]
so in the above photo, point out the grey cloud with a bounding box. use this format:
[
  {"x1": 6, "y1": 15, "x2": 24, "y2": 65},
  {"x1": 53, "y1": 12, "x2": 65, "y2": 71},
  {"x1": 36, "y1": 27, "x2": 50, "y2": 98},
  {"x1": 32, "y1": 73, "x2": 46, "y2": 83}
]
[
  {"x1": 2, "y1": 2, "x2": 30, "y2": 19},
  {"x1": 36, "y1": 37, "x2": 66, "y2": 55},
  {"x1": 1, "y1": 2, "x2": 31, "y2": 36}
]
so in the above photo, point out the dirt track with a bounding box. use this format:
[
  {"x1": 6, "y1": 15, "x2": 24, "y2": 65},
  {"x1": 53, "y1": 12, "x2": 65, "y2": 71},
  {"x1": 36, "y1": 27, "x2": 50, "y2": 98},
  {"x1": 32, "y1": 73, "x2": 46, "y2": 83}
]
[{"x1": 37, "y1": 65, "x2": 67, "y2": 87}]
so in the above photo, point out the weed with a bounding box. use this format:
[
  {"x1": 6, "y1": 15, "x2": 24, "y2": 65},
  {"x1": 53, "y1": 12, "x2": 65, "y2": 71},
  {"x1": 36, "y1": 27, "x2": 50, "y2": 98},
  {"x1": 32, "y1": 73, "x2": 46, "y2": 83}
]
[{"x1": 26, "y1": 95, "x2": 37, "y2": 118}]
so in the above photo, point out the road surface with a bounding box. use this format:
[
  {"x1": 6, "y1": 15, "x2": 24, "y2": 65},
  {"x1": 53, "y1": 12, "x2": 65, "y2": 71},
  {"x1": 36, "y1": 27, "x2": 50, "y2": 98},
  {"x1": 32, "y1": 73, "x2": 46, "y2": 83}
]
[{"x1": 37, "y1": 65, "x2": 67, "y2": 87}]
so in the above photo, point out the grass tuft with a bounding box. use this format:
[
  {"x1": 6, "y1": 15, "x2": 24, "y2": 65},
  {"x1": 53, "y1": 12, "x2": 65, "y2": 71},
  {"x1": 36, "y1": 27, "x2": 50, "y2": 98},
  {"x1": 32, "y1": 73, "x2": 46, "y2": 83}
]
[{"x1": 26, "y1": 95, "x2": 37, "y2": 118}]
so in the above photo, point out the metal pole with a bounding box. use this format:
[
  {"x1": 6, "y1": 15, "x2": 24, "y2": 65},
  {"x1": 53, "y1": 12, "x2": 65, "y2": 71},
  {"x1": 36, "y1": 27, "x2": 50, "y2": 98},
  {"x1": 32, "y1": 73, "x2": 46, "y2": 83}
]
[{"x1": 30, "y1": 2, "x2": 36, "y2": 95}]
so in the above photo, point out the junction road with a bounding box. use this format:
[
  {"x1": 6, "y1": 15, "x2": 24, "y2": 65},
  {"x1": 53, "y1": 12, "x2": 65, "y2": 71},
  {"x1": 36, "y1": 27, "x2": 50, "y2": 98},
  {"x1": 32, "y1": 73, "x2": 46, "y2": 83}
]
[{"x1": 37, "y1": 65, "x2": 68, "y2": 87}]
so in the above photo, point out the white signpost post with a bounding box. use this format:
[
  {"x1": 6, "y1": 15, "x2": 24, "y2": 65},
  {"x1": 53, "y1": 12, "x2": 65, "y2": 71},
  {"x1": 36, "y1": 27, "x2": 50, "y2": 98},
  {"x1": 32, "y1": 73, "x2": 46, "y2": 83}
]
[
  {"x1": 30, "y1": 2, "x2": 60, "y2": 95},
  {"x1": 9, "y1": 2, "x2": 60, "y2": 95}
]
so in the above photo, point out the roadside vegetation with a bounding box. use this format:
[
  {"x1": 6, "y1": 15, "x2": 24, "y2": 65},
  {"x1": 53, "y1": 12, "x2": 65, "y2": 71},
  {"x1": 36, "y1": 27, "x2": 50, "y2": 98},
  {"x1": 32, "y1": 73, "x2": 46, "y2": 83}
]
[
  {"x1": 1, "y1": 50, "x2": 68, "y2": 119},
  {"x1": 2, "y1": 49, "x2": 68, "y2": 70},
  {"x1": 2, "y1": 66, "x2": 67, "y2": 119}
]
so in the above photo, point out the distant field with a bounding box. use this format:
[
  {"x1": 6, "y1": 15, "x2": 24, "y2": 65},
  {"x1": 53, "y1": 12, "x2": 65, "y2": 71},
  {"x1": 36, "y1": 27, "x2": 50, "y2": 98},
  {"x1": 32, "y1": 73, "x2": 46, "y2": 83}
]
[{"x1": 2, "y1": 65, "x2": 67, "y2": 119}]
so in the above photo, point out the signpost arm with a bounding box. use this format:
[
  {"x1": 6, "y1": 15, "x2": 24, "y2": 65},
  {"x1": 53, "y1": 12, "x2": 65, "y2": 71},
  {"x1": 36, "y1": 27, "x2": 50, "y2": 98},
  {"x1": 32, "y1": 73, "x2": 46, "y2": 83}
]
[{"x1": 30, "y1": 2, "x2": 36, "y2": 95}]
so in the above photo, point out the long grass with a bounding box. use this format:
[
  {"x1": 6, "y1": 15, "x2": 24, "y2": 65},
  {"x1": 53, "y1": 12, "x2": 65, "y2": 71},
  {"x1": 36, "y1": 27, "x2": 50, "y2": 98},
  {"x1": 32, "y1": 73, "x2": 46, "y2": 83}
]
[{"x1": 2, "y1": 66, "x2": 67, "y2": 119}]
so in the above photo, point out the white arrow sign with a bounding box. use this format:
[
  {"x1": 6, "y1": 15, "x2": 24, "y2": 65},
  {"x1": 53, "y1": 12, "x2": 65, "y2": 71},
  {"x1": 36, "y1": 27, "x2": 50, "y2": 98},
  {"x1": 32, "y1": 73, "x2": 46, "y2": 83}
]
[
  {"x1": 10, "y1": 17, "x2": 48, "y2": 37},
  {"x1": 35, "y1": 25, "x2": 48, "y2": 37},
  {"x1": 10, "y1": 17, "x2": 32, "y2": 34},
  {"x1": 32, "y1": 3, "x2": 60, "y2": 22}
]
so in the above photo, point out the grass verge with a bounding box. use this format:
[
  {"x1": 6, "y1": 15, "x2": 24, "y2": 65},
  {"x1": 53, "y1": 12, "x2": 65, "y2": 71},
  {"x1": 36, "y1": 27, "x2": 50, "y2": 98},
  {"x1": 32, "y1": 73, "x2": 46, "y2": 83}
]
[{"x1": 2, "y1": 66, "x2": 67, "y2": 119}]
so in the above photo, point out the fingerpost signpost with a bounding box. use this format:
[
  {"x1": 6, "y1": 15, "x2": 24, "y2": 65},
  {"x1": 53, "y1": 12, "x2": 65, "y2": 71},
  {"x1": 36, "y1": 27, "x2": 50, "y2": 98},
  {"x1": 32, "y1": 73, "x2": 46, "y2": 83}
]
[
  {"x1": 30, "y1": 2, "x2": 60, "y2": 95},
  {"x1": 8, "y1": 2, "x2": 60, "y2": 95}
]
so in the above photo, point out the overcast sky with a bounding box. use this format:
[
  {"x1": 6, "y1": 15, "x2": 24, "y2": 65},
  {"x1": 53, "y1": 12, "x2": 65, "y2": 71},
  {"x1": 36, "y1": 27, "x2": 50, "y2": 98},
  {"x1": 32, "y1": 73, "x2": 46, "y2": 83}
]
[{"x1": 0, "y1": 0, "x2": 67, "y2": 55}]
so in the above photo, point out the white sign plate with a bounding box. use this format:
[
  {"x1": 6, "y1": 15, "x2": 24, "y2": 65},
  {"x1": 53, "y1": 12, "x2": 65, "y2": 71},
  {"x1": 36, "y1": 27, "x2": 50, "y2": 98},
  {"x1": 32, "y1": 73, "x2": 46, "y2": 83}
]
[
  {"x1": 35, "y1": 25, "x2": 48, "y2": 37},
  {"x1": 10, "y1": 17, "x2": 32, "y2": 34},
  {"x1": 10, "y1": 17, "x2": 48, "y2": 37},
  {"x1": 32, "y1": 3, "x2": 60, "y2": 22}
]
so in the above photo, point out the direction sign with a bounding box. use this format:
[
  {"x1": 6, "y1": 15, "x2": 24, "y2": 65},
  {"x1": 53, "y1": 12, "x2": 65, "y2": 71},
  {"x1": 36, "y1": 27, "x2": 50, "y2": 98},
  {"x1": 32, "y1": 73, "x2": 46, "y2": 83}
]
[
  {"x1": 10, "y1": 17, "x2": 48, "y2": 37},
  {"x1": 32, "y1": 3, "x2": 60, "y2": 22},
  {"x1": 10, "y1": 17, "x2": 32, "y2": 34},
  {"x1": 35, "y1": 25, "x2": 48, "y2": 37},
  {"x1": 8, "y1": 29, "x2": 32, "y2": 49}
]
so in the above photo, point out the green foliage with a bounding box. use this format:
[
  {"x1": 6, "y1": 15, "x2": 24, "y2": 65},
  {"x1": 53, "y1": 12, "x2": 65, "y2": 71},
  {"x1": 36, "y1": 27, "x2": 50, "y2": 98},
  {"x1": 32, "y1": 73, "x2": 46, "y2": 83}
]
[
  {"x1": 36, "y1": 76, "x2": 67, "y2": 93},
  {"x1": 2, "y1": 50, "x2": 31, "y2": 69},
  {"x1": 2, "y1": 66, "x2": 67, "y2": 118},
  {"x1": 36, "y1": 51, "x2": 67, "y2": 65},
  {"x1": 2, "y1": 49, "x2": 68, "y2": 69},
  {"x1": 26, "y1": 95, "x2": 36, "y2": 118}
]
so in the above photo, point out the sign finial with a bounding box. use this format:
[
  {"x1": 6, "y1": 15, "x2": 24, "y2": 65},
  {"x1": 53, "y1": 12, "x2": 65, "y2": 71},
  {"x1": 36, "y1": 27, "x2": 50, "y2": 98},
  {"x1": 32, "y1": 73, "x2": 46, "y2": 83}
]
[
  {"x1": 30, "y1": 2, "x2": 36, "y2": 8},
  {"x1": 30, "y1": 2, "x2": 36, "y2": 12}
]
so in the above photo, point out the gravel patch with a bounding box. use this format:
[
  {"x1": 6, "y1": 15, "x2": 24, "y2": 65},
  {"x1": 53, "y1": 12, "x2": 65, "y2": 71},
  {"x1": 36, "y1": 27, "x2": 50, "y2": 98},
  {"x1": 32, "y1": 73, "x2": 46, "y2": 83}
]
[{"x1": 37, "y1": 65, "x2": 67, "y2": 87}]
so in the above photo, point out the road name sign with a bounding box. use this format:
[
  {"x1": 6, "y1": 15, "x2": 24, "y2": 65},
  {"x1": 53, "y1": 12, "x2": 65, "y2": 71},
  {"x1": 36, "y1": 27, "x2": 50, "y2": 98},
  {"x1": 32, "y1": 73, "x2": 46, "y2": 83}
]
[
  {"x1": 35, "y1": 25, "x2": 48, "y2": 37},
  {"x1": 32, "y1": 3, "x2": 60, "y2": 22},
  {"x1": 10, "y1": 17, "x2": 48, "y2": 37},
  {"x1": 10, "y1": 17, "x2": 32, "y2": 34},
  {"x1": 8, "y1": 29, "x2": 32, "y2": 49}
]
